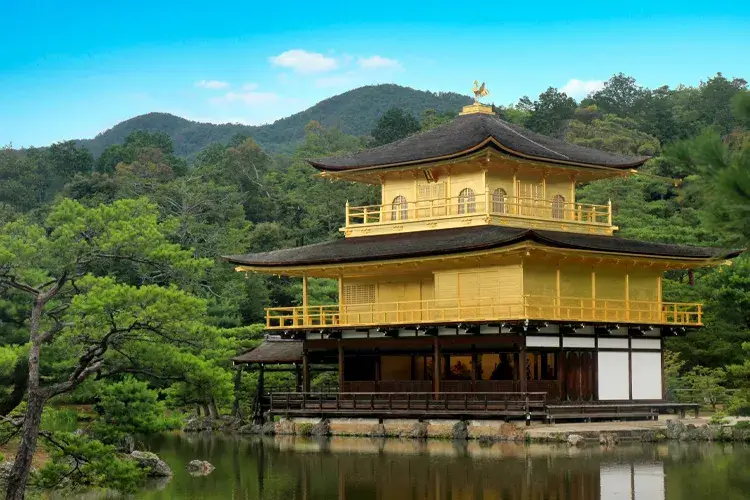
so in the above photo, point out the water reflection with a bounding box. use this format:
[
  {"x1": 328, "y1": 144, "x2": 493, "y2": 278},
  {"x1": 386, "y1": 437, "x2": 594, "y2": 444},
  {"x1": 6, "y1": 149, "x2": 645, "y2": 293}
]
[{"x1": 109, "y1": 435, "x2": 750, "y2": 500}]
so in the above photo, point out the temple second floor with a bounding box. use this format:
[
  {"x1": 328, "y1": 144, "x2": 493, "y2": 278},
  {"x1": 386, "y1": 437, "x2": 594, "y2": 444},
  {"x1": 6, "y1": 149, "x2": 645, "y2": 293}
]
[{"x1": 225, "y1": 225, "x2": 742, "y2": 331}]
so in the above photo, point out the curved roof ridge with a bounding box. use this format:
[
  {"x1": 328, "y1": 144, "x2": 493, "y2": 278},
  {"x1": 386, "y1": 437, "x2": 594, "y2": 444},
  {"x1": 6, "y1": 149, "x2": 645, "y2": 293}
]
[{"x1": 310, "y1": 113, "x2": 647, "y2": 172}]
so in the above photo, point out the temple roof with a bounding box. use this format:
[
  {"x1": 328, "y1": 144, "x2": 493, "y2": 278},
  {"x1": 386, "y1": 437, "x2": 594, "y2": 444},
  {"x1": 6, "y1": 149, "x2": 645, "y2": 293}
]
[
  {"x1": 233, "y1": 339, "x2": 303, "y2": 365},
  {"x1": 224, "y1": 226, "x2": 742, "y2": 268},
  {"x1": 309, "y1": 113, "x2": 648, "y2": 172}
]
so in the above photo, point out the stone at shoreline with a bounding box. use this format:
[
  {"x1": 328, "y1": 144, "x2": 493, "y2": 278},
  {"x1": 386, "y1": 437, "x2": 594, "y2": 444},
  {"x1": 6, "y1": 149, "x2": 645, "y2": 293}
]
[
  {"x1": 186, "y1": 460, "x2": 215, "y2": 476},
  {"x1": 311, "y1": 419, "x2": 330, "y2": 437},
  {"x1": 218, "y1": 416, "x2": 243, "y2": 432},
  {"x1": 183, "y1": 417, "x2": 219, "y2": 433},
  {"x1": 275, "y1": 419, "x2": 295, "y2": 435},
  {"x1": 407, "y1": 421, "x2": 429, "y2": 439},
  {"x1": 599, "y1": 433, "x2": 619, "y2": 446},
  {"x1": 130, "y1": 450, "x2": 173, "y2": 477},
  {"x1": 117, "y1": 434, "x2": 135, "y2": 453},
  {"x1": 370, "y1": 424, "x2": 386, "y2": 438},
  {"x1": 451, "y1": 421, "x2": 469, "y2": 440},
  {"x1": 567, "y1": 434, "x2": 585, "y2": 447}
]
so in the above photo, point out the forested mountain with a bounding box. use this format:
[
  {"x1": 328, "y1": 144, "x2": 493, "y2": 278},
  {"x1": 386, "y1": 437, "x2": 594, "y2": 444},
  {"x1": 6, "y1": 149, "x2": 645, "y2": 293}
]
[{"x1": 77, "y1": 84, "x2": 472, "y2": 158}]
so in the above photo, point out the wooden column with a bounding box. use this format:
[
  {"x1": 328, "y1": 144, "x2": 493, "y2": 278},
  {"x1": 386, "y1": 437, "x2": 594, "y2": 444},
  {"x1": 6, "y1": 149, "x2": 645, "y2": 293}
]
[
  {"x1": 338, "y1": 343, "x2": 344, "y2": 393},
  {"x1": 295, "y1": 363, "x2": 302, "y2": 392},
  {"x1": 591, "y1": 270, "x2": 596, "y2": 321},
  {"x1": 471, "y1": 352, "x2": 478, "y2": 391},
  {"x1": 625, "y1": 271, "x2": 630, "y2": 321},
  {"x1": 302, "y1": 350, "x2": 310, "y2": 393},
  {"x1": 338, "y1": 270, "x2": 344, "y2": 324},
  {"x1": 555, "y1": 264, "x2": 561, "y2": 319},
  {"x1": 519, "y1": 344, "x2": 528, "y2": 394},
  {"x1": 302, "y1": 272, "x2": 309, "y2": 326},
  {"x1": 433, "y1": 337, "x2": 441, "y2": 397}
]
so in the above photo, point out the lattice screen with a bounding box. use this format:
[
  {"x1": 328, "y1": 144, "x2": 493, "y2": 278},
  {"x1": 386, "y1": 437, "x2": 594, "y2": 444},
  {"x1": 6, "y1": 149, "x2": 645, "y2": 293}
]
[{"x1": 343, "y1": 283, "x2": 376, "y2": 305}]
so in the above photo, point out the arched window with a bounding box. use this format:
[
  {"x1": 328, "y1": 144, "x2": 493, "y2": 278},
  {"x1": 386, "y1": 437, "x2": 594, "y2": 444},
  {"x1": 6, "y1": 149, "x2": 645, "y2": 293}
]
[
  {"x1": 552, "y1": 194, "x2": 565, "y2": 219},
  {"x1": 492, "y1": 188, "x2": 507, "y2": 214},
  {"x1": 391, "y1": 195, "x2": 408, "y2": 221},
  {"x1": 457, "y1": 188, "x2": 476, "y2": 214}
]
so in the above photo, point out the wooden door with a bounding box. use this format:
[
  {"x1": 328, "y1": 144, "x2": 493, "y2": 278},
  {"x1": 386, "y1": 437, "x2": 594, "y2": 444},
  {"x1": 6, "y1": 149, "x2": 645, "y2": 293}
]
[{"x1": 563, "y1": 351, "x2": 594, "y2": 401}]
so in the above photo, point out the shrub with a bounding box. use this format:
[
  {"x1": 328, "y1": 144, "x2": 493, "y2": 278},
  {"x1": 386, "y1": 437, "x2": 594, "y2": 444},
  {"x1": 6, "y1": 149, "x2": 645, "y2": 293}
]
[
  {"x1": 709, "y1": 411, "x2": 730, "y2": 425},
  {"x1": 734, "y1": 420, "x2": 750, "y2": 430},
  {"x1": 91, "y1": 376, "x2": 169, "y2": 443}
]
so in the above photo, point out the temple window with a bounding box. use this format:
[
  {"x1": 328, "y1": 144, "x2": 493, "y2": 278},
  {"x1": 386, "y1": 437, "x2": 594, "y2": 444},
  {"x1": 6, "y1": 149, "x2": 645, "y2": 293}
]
[
  {"x1": 552, "y1": 194, "x2": 565, "y2": 219},
  {"x1": 457, "y1": 188, "x2": 476, "y2": 214},
  {"x1": 492, "y1": 188, "x2": 507, "y2": 214},
  {"x1": 391, "y1": 195, "x2": 408, "y2": 221}
]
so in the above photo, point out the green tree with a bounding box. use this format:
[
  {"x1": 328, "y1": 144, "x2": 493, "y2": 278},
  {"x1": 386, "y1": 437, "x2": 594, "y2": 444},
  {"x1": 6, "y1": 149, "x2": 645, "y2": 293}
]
[
  {"x1": 521, "y1": 87, "x2": 577, "y2": 136},
  {"x1": 371, "y1": 108, "x2": 421, "y2": 146},
  {"x1": 0, "y1": 198, "x2": 211, "y2": 499}
]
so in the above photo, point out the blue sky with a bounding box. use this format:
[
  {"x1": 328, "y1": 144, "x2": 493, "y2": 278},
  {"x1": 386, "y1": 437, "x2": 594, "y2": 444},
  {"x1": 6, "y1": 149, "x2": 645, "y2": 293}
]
[{"x1": 2, "y1": 0, "x2": 749, "y2": 148}]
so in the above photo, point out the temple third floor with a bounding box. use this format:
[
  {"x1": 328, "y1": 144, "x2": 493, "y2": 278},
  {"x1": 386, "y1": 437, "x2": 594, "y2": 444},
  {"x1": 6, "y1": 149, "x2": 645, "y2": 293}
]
[{"x1": 341, "y1": 156, "x2": 618, "y2": 237}]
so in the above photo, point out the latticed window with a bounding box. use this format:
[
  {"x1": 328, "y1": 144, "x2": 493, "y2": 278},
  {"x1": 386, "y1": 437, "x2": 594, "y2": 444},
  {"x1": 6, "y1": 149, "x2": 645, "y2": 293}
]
[
  {"x1": 391, "y1": 195, "x2": 408, "y2": 221},
  {"x1": 492, "y1": 188, "x2": 507, "y2": 213},
  {"x1": 552, "y1": 194, "x2": 565, "y2": 219},
  {"x1": 457, "y1": 188, "x2": 476, "y2": 214},
  {"x1": 343, "y1": 283, "x2": 376, "y2": 305}
]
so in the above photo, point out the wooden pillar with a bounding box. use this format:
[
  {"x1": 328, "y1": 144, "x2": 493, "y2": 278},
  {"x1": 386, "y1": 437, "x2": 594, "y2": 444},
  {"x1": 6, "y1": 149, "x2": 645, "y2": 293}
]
[
  {"x1": 338, "y1": 343, "x2": 344, "y2": 393},
  {"x1": 591, "y1": 270, "x2": 596, "y2": 321},
  {"x1": 519, "y1": 344, "x2": 528, "y2": 394},
  {"x1": 555, "y1": 264, "x2": 561, "y2": 319},
  {"x1": 656, "y1": 275, "x2": 663, "y2": 322},
  {"x1": 433, "y1": 337, "x2": 441, "y2": 397},
  {"x1": 302, "y1": 272, "x2": 309, "y2": 326},
  {"x1": 338, "y1": 271, "x2": 344, "y2": 324},
  {"x1": 471, "y1": 352, "x2": 478, "y2": 391},
  {"x1": 302, "y1": 350, "x2": 310, "y2": 393},
  {"x1": 625, "y1": 271, "x2": 630, "y2": 321},
  {"x1": 295, "y1": 363, "x2": 302, "y2": 392}
]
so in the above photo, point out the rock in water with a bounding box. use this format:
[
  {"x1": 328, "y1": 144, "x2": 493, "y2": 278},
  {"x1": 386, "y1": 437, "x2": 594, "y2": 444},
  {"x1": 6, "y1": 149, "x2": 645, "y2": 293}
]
[
  {"x1": 130, "y1": 451, "x2": 173, "y2": 477},
  {"x1": 567, "y1": 434, "x2": 585, "y2": 447},
  {"x1": 451, "y1": 421, "x2": 469, "y2": 440},
  {"x1": 186, "y1": 460, "x2": 215, "y2": 476},
  {"x1": 599, "y1": 433, "x2": 619, "y2": 446}
]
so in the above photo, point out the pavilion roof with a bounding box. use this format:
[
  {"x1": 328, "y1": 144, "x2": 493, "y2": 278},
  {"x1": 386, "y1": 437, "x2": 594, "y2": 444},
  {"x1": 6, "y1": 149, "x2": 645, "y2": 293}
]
[
  {"x1": 233, "y1": 339, "x2": 303, "y2": 365},
  {"x1": 309, "y1": 113, "x2": 648, "y2": 172},
  {"x1": 224, "y1": 226, "x2": 743, "y2": 268}
]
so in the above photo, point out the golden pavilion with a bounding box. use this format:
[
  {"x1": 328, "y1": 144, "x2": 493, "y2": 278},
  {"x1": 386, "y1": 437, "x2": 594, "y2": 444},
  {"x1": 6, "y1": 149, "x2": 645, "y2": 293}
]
[{"x1": 226, "y1": 90, "x2": 741, "y2": 421}]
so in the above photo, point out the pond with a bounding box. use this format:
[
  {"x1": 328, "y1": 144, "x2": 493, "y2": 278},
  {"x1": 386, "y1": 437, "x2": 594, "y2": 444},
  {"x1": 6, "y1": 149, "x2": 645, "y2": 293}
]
[{"x1": 75, "y1": 434, "x2": 750, "y2": 499}]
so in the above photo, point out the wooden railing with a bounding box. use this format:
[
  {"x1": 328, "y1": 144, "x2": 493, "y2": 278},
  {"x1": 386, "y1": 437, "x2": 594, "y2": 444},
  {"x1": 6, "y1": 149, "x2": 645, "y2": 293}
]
[
  {"x1": 265, "y1": 295, "x2": 702, "y2": 329},
  {"x1": 268, "y1": 391, "x2": 547, "y2": 417},
  {"x1": 345, "y1": 192, "x2": 612, "y2": 228}
]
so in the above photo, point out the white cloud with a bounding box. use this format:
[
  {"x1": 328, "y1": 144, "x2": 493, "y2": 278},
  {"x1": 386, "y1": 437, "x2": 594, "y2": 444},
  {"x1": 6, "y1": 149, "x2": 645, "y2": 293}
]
[
  {"x1": 242, "y1": 83, "x2": 259, "y2": 91},
  {"x1": 357, "y1": 55, "x2": 401, "y2": 70},
  {"x1": 269, "y1": 49, "x2": 337, "y2": 73},
  {"x1": 560, "y1": 79, "x2": 605, "y2": 99},
  {"x1": 195, "y1": 80, "x2": 230, "y2": 90},
  {"x1": 210, "y1": 91, "x2": 280, "y2": 106}
]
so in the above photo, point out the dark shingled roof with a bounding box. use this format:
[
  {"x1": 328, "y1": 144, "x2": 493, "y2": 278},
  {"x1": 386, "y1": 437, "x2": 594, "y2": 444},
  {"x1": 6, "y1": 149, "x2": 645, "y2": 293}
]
[
  {"x1": 224, "y1": 226, "x2": 743, "y2": 268},
  {"x1": 309, "y1": 113, "x2": 648, "y2": 171},
  {"x1": 233, "y1": 340, "x2": 303, "y2": 364}
]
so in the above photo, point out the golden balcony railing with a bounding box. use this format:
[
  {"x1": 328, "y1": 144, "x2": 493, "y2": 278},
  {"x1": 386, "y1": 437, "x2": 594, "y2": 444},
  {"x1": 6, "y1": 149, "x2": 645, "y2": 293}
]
[
  {"x1": 345, "y1": 192, "x2": 612, "y2": 228},
  {"x1": 265, "y1": 296, "x2": 702, "y2": 329}
]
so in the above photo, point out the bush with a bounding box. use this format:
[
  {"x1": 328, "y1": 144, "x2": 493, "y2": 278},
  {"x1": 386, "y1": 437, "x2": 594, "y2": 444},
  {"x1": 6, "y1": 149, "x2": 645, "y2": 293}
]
[
  {"x1": 710, "y1": 411, "x2": 730, "y2": 425},
  {"x1": 33, "y1": 432, "x2": 145, "y2": 493},
  {"x1": 734, "y1": 420, "x2": 750, "y2": 430},
  {"x1": 91, "y1": 376, "x2": 171, "y2": 443}
]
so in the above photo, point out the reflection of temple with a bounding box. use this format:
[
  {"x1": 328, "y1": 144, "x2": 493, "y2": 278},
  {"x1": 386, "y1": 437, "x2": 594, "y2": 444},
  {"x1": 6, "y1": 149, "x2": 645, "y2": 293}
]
[
  {"x1": 263, "y1": 438, "x2": 667, "y2": 500},
  {"x1": 227, "y1": 92, "x2": 741, "y2": 420}
]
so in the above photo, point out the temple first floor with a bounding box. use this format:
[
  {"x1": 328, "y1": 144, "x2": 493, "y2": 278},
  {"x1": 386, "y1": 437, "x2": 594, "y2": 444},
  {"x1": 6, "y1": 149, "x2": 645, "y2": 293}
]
[{"x1": 234, "y1": 322, "x2": 699, "y2": 422}]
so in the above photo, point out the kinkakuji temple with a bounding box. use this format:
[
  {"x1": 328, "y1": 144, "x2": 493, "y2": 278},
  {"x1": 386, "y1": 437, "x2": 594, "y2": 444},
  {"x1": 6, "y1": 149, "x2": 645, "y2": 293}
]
[{"x1": 225, "y1": 86, "x2": 742, "y2": 422}]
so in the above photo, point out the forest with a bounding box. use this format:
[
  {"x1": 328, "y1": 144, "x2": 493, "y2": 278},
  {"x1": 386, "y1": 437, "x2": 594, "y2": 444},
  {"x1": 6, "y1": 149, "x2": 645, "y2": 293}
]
[{"x1": 1, "y1": 72, "x2": 749, "y2": 496}]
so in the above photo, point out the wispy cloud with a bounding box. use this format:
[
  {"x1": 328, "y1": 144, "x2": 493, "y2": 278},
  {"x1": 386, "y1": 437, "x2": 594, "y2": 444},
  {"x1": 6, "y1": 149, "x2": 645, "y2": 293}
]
[
  {"x1": 269, "y1": 49, "x2": 337, "y2": 74},
  {"x1": 560, "y1": 79, "x2": 604, "y2": 99},
  {"x1": 195, "y1": 80, "x2": 230, "y2": 90},
  {"x1": 357, "y1": 55, "x2": 401, "y2": 70}
]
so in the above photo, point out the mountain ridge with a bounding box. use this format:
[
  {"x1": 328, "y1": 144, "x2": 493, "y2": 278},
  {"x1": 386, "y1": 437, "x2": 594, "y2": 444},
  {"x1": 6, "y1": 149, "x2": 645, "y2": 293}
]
[{"x1": 75, "y1": 84, "x2": 473, "y2": 158}]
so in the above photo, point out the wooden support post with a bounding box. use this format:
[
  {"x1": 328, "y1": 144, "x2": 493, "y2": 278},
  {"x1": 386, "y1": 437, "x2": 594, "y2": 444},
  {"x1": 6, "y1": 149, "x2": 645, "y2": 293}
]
[
  {"x1": 338, "y1": 270, "x2": 344, "y2": 325},
  {"x1": 295, "y1": 363, "x2": 301, "y2": 392},
  {"x1": 338, "y1": 343, "x2": 344, "y2": 393},
  {"x1": 607, "y1": 199, "x2": 613, "y2": 226},
  {"x1": 625, "y1": 271, "x2": 630, "y2": 321},
  {"x1": 519, "y1": 344, "x2": 528, "y2": 394},
  {"x1": 591, "y1": 270, "x2": 596, "y2": 321},
  {"x1": 433, "y1": 337, "x2": 441, "y2": 398},
  {"x1": 302, "y1": 272, "x2": 309, "y2": 326},
  {"x1": 556, "y1": 264, "x2": 561, "y2": 319},
  {"x1": 302, "y1": 351, "x2": 310, "y2": 393},
  {"x1": 471, "y1": 352, "x2": 478, "y2": 391}
]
